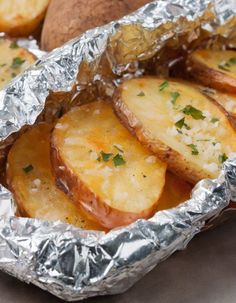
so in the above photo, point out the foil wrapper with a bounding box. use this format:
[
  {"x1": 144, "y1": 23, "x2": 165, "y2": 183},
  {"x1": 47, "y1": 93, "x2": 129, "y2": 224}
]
[{"x1": 0, "y1": 0, "x2": 236, "y2": 301}]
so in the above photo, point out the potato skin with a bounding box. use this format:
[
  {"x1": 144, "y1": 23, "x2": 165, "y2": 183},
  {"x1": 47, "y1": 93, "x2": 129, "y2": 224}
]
[
  {"x1": 41, "y1": 0, "x2": 151, "y2": 51},
  {"x1": 113, "y1": 80, "x2": 236, "y2": 184},
  {"x1": 51, "y1": 138, "x2": 159, "y2": 229},
  {"x1": 188, "y1": 54, "x2": 236, "y2": 94}
]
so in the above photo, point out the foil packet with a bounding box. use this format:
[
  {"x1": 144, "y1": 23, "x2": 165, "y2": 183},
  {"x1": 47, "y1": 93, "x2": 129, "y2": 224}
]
[{"x1": 0, "y1": 0, "x2": 236, "y2": 301}]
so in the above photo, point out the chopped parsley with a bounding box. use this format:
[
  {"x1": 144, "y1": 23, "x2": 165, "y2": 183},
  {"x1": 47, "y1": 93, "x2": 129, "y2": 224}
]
[
  {"x1": 218, "y1": 63, "x2": 230, "y2": 71},
  {"x1": 100, "y1": 151, "x2": 113, "y2": 162},
  {"x1": 11, "y1": 72, "x2": 17, "y2": 78},
  {"x1": 137, "y1": 91, "x2": 145, "y2": 97},
  {"x1": 10, "y1": 41, "x2": 19, "y2": 49},
  {"x1": 11, "y1": 57, "x2": 25, "y2": 69},
  {"x1": 211, "y1": 117, "x2": 219, "y2": 123},
  {"x1": 0, "y1": 63, "x2": 6, "y2": 67},
  {"x1": 23, "y1": 164, "x2": 33, "y2": 173},
  {"x1": 197, "y1": 139, "x2": 210, "y2": 142},
  {"x1": 159, "y1": 80, "x2": 169, "y2": 91},
  {"x1": 182, "y1": 105, "x2": 205, "y2": 120},
  {"x1": 218, "y1": 57, "x2": 236, "y2": 72},
  {"x1": 187, "y1": 144, "x2": 199, "y2": 155},
  {"x1": 114, "y1": 145, "x2": 123, "y2": 153},
  {"x1": 175, "y1": 117, "x2": 190, "y2": 130},
  {"x1": 218, "y1": 153, "x2": 228, "y2": 164},
  {"x1": 113, "y1": 154, "x2": 126, "y2": 166},
  {"x1": 170, "y1": 91, "x2": 180, "y2": 105}
]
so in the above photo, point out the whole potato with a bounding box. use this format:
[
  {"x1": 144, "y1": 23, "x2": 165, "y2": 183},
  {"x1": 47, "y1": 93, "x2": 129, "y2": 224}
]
[{"x1": 41, "y1": 0, "x2": 151, "y2": 51}]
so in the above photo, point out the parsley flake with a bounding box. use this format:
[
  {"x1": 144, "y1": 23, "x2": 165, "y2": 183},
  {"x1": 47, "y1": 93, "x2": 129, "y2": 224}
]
[
  {"x1": 100, "y1": 151, "x2": 113, "y2": 162},
  {"x1": 170, "y1": 91, "x2": 180, "y2": 105},
  {"x1": 229, "y1": 57, "x2": 236, "y2": 64},
  {"x1": 11, "y1": 57, "x2": 25, "y2": 69},
  {"x1": 23, "y1": 164, "x2": 33, "y2": 173},
  {"x1": 182, "y1": 105, "x2": 205, "y2": 120},
  {"x1": 137, "y1": 91, "x2": 145, "y2": 97},
  {"x1": 159, "y1": 80, "x2": 169, "y2": 91},
  {"x1": 10, "y1": 41, "x2": 19, "y2": 49},
  {"x1": 218, "y1": 153, "x2": 228, "y2": 164},
  {"x1": 211, "y1": 117, "x2": 219, "y2": 123},
  {"x1": 113, "y1": 154, "x2": 126, "y2": 166},
  {"x1": 218, "y1": 63, "x2": 230, "y2": 71},
  {"x1": 187, "y1": 144, "x2": 199, "y2": 155}
]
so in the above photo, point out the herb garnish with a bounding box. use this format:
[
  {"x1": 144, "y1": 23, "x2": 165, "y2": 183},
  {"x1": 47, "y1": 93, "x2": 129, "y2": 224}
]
[
  {"x1": 218, "y1": 153, "x2": 228, "y2": 164},
  {"x1": 113, "y1": 154, "x2": 126, "y2": 166},
  {"x1": 175, "y1": 117, "x2": 190, "y2": 130},
  {"x1": 218, "y1": 57, "x2": 236, "y2": 72},
  {"x1": 10, "y1": 41, "x2": 19, "y2": 49},
  {"x1": 211, "y1": 117, "x2": 219, "y2": 123},
  {"x1": 182, "y1": 105, "x2": 205, "y2": 120},
  {"x1": 11, "y1": 57, "x2": 25, "y2": 69},
  {"x1": 159, "y1": 80, "x2": 169, "y2": 91},
  {"x1": 170, "y1": 91, "x2": 180, "y2": 105},
  {"x1": 23, "y1": 164, "x2": 33, "y2": 173},
  {"x1": 137, "y1": 91, "x2": 145, "y2": 97},
  {"x1": 187, "y1": 144, "x2": 199, "y2": 155},
  {"x1": 100, "y1": 151, "x2": 113, "y2": 162}
]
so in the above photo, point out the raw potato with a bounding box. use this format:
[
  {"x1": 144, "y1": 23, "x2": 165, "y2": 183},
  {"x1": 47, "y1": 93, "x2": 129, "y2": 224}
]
[
  {"x1": 51, "y1": 101, "x2": 167, "y2": 229},
  {"x1": 188, "y1": 49, "x2": 236, "y2": 93},
  {"x1": 0, "y1": 38, "x2": 35, "y2": 89},
  {"x1": 7, "y1": 123, "x2": 104, "y2": 231},
  {"x1": 41, "y1": 0, "x2": 151, "y2": 51},
  {"x1": 0, "y1": 0, "x2": 50, "y2": 37},
  {"x1": 114, "y1": 77, "x2": 236, "y2": 184}
]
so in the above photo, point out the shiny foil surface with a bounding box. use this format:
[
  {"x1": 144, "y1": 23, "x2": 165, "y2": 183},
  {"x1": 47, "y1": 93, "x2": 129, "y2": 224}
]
[{"x1": 0, "y1": 0, "x2": 235, "y2": 301}]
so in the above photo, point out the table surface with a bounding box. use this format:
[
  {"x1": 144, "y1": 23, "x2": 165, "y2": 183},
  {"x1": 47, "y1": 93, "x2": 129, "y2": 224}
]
[{"x1": 1, "y1": 217, "x2": 236, "y2": 303}]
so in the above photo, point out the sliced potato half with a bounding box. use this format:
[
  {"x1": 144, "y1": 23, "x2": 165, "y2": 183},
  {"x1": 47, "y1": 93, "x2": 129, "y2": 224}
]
[
  {"x1": 0, "y1": 0, "x2": 49, "y2": 37},
  {"x1": 7, "y1": 123, "x2": 104, "y2": 231},
  {"x1": 114, "y1": 77, "x2": 236, "y2": 183},
  {"x1": 51, "y1": 101, "x2": 167, "y2": 229},
  {"x1": 188, "y1": 49, "x2": 236, "y2": 93},
  {"x1": 0, "y1": 38, "x2": 35, "y2": 90}
]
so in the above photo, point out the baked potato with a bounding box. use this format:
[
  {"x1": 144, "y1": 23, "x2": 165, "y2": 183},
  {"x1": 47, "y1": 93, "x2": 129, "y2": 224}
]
[
  {"x1": 114, "y1": 77, "x2": 236, "y2": 184},
  {"x1": 0, "y1": 0, "x2": 50, "y2": 37},
  {"x1": 188, "y1": 49, "x2": 236, "y2": 93},
  {"x1": 7, "y1": 123, "x2": 104, "y2": 230},
  {"x1": 51, "y1": 101, "x2": 167, "y2": 229},
  {"x1": 0, "y1": 38, "x2": 35, "y2": 89},
  {"x1": 41, "y1": 0, "x2": 151, "y2": 51}
]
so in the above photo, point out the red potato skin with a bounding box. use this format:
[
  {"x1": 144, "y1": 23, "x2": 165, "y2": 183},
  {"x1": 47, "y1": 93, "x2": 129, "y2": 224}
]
[
  {"x1": 50, "y1": 138, "x2": 162, "y2": 229},
  {"x1": 188, "y1": 56, "x2": 236, "y2": 94}
]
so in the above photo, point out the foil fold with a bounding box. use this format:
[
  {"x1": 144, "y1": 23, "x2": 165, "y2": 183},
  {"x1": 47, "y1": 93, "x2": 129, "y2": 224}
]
[{"x1": 0, "y1": 0, "x2": 235, "y2": 301}]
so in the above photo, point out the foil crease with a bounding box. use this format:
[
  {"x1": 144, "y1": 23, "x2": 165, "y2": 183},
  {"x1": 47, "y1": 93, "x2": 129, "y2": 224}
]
[{"x1": 0, "y1": 0, "x2": 235, "y2": 301}]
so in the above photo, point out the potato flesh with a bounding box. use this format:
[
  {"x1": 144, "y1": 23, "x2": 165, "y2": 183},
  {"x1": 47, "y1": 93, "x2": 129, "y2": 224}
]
[
  {"x1": 0, "y1": 0, "x2": 49, "y2": 36},
  {"x1": 192, "y1": 49, "x2": 236, "y2": 79},
  {"x1": 0, "y1": 39, "x2": 35, "y2": 89},
  {"x1": 201, "y1": 88, "x2": 236, "y2": 117},
  {"x1": 53, "y1": 101, "x2": 167, "y2": 214},
  {"x1": 119, "y1": 78, "x2": 236, "y2": 178},
  {"x1": 7, "y1": 123, "x2": 103, "y2": 230}
]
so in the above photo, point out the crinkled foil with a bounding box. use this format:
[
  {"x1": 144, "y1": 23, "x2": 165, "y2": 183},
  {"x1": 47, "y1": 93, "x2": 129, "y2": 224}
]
[{"x1": 0, "y1": 0, "x2": 236, "y2": 301}]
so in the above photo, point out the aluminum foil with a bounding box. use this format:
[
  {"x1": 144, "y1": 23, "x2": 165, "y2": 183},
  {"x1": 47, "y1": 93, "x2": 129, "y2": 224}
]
[{"x1": 0, "y1": 0, "x2": 236, "y2": 301}]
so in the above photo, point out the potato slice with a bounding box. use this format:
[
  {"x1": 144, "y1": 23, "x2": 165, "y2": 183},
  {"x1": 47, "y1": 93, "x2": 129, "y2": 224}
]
[
  {"x1": 0, "y1": 0, "x2": 49, "y2": 37},
  {"x1": 0, "y1": 38, "x2": 35, "y2": 89},
  {"x1": 7, "y1": 123, "x2": 103, "y2": 231},
  {"x1": 51, "y1": 101, "x2": 167, "y2": 229},
  {"x1": 114, "y1": 77, "x2": 236, "y2": 183},
  {"x1": 188, "y1": 49, "x2": 236, "y2": 93},
  {"x1": 157, "y1": 172, "x2": 192, "y2": 211},
  {"x1": 200, "y1": 87, "x2": 236, "y2": 119}
]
